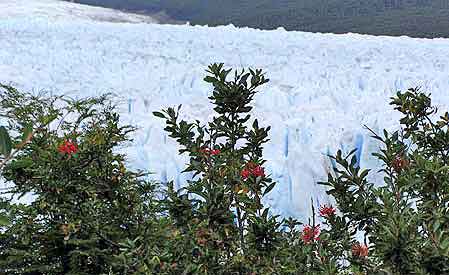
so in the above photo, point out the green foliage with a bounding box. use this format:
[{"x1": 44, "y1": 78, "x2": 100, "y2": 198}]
[
  {"x1": 320, "y1": 87, "x2": 449, "y2": 274},
  {"x1": 0, "y1": 85, "x2": 161, "y2": 274},
  {"x1": 150, "y1": 68, "x2": 448, "y2": 273},
  {"x1": 151, "y1": 63, "x2": 282, "y2": 273},
  {"x1": 0, "y1": 85, "x2": 37, "y2": 228},
  {"x1": 148, "y1": 64, "x2": 357, "y2": 274},
  {"x1": 72, "y1": 0, "x2": 449, "y2": 38},
  {"x1": 1, "y1": 68, "x2": 448, "y2": 274},
  {"x1": 0, "y1": 126, "x2": 13, "y2": 157}
]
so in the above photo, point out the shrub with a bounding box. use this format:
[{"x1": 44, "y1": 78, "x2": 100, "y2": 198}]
[
  {"x1": 320, "y1": 88, "x2": 449, "y2": 274},
  {"x1": 152, "y1": 66, "x2": 448, "y2": 274},
  {"x1": 0, "y1": 86, "x2": 160, "y2": 274},
  {"x1": 0, "y1": 66, "x2": 447, "y2": 274},
  {"x1": 152, "y1": 64, "x2": 288, "y2": 273}
]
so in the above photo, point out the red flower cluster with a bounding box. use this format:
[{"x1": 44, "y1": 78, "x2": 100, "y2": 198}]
[
  {"x1": 319, "y1": 205, "x2": 336, "y2": 217},
  {"x1": 240, "y1": 169, "x2": 251, "y2": 179},
  {"x1": 58, "y1": 140, "x2": 78, "y2": 155},
  {"x1": 301, "y1": 225, "x2": 320, "y2": 244},
  {"x1": 241, "y1": 162, "x2": 265, "y2": 179},
  {"x1": 200, "y1": 148, "x2": 221, "y2": 156},
  {"x1": 352, "y1": 242, "x2": 369, "y2": 258},
  {"x1": 252, "y1": 166, "x2": 265, "y2": 177}
]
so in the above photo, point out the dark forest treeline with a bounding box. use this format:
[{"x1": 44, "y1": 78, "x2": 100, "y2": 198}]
[{"x1": 70, "y1": 0, "x2": 449, "y2": 38}]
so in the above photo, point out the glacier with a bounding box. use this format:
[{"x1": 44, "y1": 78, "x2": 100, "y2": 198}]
[
  {"x1": 0, "y1": 0, "x2": 158, "y2": 23},
  {"x1": 1, "y1": 1, "x2": 449, "y2": 220}
]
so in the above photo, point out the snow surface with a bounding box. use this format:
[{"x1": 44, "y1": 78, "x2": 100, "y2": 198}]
[
  {"x1": 1, "y1": 0, "x2": 449, "y2": 220},
  {"x1": 0, "y1": 0, "x2": 157, "y2": 23}
]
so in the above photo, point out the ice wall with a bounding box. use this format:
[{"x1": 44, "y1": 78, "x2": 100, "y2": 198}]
[{"x1": 1, "y1": 18, "x2": 449, "y2": 219}]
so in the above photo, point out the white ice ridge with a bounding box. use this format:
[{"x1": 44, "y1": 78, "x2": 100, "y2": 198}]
[
  {"x1": 0, "y1": 0, "x2": 157, "y2": 23},
  {"x1": 1, "y1": 1, "x2": 449, "y2": 219}
]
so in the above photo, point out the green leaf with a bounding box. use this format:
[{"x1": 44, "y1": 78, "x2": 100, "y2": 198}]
[
  {"x1": 0, "y1": 214, "x2": 9, "y2": 226},
  {"x1": 152, "y1": 111, "x2": 166, "y2": 119},
  {"x1": 204, "y1": 76, "x2": 216, "y2": 83},
  {"x1": 253, "y1": 119, "x2": 259, "y2": 129},
  {"x1": 43, "y1": 113, "x2": 58, "y2": 125},
  {"x1": 0, "y1": 126, "x2": 13, "y2": 157},
  {"x1": 21, "y1": 123, "x2": 33, "y2": 143},
  {"x1": 263, "y1": 182, "x2": 276, "y2": 196},
  {"x1": 359, "y1": 169, "x2": 370, "y2": 179}
]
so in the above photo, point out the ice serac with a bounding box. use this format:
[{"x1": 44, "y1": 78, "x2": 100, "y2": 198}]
[{"x1": 1, "y1": 0, "x2": 449, "y2": 220}]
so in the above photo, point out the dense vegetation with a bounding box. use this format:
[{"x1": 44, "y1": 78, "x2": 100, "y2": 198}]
[
  {"x1": 70, "y1": 0, "x2": 449, "y2": 38},
  {"x1": 0, "y1": 65, "x2": 448, "y2": 274}
]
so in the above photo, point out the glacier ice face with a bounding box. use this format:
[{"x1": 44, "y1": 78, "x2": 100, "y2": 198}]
[{"x1": 1, "y1": 11, "x2": 449, "y2": 220}]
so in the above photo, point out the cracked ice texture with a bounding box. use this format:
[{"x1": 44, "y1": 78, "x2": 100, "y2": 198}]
[{"x1": 1, "y1": 5, "x2": 449, "y2": 219}]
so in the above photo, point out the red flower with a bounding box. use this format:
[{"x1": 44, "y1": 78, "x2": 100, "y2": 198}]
[
  {"x1": 241, "y1": 162, "x2": 266, "y2": 180},
  {"x1": 252, "y1": 165, "x2": 265, "y2": 177},
  {"x1": 352, "y1": 243, "x2": 369, "y2": 258},
  {"x1": 199, "y1": 148, "x2": 220, "y2": 156},
  {"x1": 301, "y1": 225, "x2": 320, "y2": 244},
  {"x1": 58, "y1": 140, "x2": 78, "y2": 155},
  {"x1": 241, "y1": 169, "x2": 251, "y2": 179},
  {"x1": 319, "y1": 205, "x2": 336, "y2": 217}
]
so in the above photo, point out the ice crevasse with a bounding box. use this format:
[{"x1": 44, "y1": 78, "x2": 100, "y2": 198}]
[{"x1": 1, "y1": 17, "x2": 449, "y2": 220}]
